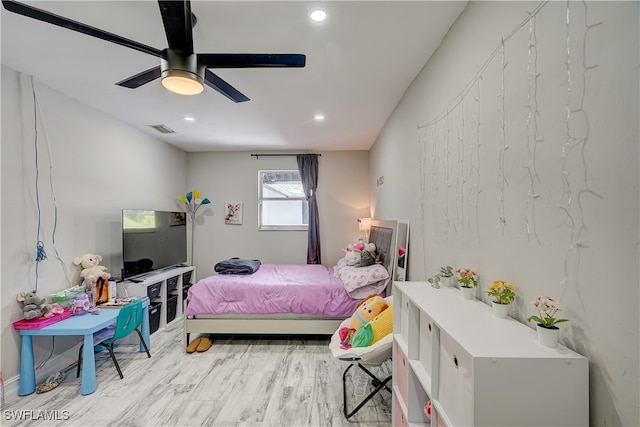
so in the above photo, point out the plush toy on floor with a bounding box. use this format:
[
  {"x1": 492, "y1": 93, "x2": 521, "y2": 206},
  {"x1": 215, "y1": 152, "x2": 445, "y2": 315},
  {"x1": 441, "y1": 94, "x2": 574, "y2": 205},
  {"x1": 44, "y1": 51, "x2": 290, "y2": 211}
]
[
  {"x1": 339, "y1": 294, "x2": 389, "y2": 349},
  {"x1": 17, "y1": 291, "x2": 52, "y2": 320}
]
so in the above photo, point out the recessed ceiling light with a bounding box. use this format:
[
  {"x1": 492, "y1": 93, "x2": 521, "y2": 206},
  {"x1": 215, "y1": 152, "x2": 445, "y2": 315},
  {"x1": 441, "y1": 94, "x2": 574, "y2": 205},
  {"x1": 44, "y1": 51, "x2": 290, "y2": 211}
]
[
  {"x1": 310, "y1": 9, "x2": 327, "y2": 22},
  {"x1": 314, "y1": 114, "x2": 325, "y2": 122},
  {"x1": 183, "y1": 116, "x2": 195, "y2": 122}
]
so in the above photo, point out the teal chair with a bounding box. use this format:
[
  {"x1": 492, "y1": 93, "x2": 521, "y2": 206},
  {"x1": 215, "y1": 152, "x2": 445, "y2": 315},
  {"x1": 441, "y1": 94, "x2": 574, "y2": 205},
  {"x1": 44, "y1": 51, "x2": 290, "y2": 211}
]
[{"x1": 77, "y1": 300, "x2": 151, "y2": 379}]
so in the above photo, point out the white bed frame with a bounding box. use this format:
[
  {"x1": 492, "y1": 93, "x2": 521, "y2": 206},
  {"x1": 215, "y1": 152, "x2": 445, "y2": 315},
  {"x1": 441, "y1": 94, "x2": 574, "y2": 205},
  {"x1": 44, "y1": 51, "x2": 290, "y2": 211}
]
[{"x1": 183, "y1": 219, "x2": 399, "y2": 347}]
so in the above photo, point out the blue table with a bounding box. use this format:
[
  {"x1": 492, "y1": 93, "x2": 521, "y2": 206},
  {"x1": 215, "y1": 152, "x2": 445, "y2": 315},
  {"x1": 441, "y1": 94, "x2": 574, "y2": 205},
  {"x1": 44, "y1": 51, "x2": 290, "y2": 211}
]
[{"x1": 17, "y1": 301, "x2": 150, "y2": 396}]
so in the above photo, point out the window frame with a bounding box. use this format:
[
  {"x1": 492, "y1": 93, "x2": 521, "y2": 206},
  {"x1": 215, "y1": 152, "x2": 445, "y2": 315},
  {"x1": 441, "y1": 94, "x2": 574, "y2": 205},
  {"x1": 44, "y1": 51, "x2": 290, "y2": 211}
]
[{"x1": 258, "y1": 169, "x2": 309, "y2": 231}]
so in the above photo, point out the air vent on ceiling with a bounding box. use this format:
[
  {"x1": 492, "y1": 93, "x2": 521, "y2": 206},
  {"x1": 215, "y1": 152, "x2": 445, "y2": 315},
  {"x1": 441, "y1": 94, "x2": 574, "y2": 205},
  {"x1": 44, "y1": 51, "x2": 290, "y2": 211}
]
[{"x1": 148, "y1": 124, "x2": 175, "y2": 134}]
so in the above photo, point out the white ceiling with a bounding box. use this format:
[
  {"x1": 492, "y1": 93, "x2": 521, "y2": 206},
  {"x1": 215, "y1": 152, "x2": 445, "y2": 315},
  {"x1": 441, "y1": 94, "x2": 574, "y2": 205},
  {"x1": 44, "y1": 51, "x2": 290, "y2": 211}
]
[{"x1": 1, "y1": 1, "x2": 466, "y2": 152}]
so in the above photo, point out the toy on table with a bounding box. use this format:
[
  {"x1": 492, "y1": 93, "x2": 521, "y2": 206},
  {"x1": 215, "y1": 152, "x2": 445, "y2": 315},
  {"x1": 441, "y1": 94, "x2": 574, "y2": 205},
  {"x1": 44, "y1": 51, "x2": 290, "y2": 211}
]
[
  {"x1": 17, "y1": 291, "x2": 52, "y2": 320},
  {"x1": 339, "y1": 294, "x2": 389, "y2": 349},
  {"x1": 70, "y1": 293, "x2": 99, "y2": 315},
  {"x1": 74, "y1": 253, "x2": 111, "y2": 304},
  {"x1": 73, "y1": 253, "x2": 111, "y2": 283}
]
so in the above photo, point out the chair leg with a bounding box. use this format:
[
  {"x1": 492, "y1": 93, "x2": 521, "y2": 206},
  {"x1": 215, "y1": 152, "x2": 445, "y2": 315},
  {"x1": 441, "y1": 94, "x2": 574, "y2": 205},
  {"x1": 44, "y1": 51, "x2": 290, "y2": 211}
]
[
  {"x1": 342, "y1": 362, "x2": 392, "y2": 419},
  {"x1": 76, "y1": 344, "x2": 84, "y2": 378},
  {"x1": 134, "y1": 328, "x2": 151, "y2": 358},
  {"x1": 106, "y1": 343, "x2": 124, "y2": 379}
]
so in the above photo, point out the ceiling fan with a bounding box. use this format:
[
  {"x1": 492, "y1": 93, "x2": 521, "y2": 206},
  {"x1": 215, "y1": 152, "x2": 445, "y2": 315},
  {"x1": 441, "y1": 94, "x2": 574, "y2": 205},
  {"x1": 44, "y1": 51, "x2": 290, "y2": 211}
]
[{"x1": 2, "y1": 0, "x2": 306, "y2": 102}]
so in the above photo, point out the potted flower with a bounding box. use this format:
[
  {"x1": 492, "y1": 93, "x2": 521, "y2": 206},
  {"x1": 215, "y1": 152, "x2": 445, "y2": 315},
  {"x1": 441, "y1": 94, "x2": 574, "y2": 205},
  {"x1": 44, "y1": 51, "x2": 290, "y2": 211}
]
[
  {"x1": 456, "y1": 268, "x2": 477, "y2": 299},
  {"x1": 527, "y1": 296, "x2": 569, "y2": 347},
  {"x1": 487, "y1": 280, "x2": 515, "y2": 318},
  {"x1": 427, "y1": 266, "x2": 454, "y2": 288},
  {"x1": 439, "y1": 266, "x2": 454, "y2": 287}
]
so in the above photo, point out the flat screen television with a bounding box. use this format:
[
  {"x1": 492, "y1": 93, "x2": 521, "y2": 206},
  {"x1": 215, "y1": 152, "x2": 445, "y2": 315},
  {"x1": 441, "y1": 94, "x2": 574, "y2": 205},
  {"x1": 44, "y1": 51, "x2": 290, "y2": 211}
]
[{"x1": 122, "y1": 209, "x2": 187, "y2": 280}]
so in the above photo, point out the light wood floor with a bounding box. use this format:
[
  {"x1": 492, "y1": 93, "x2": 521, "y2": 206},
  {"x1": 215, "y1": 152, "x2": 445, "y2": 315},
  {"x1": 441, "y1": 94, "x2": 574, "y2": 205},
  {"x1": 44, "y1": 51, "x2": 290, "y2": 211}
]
[{"x1": 4, "y1": 320, "x2": 392, "y2": 426}]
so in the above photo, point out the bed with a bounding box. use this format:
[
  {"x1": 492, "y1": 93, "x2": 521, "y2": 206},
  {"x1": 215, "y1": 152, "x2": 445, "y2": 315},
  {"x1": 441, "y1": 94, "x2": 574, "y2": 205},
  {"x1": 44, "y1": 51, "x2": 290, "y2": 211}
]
[{"x1": 183, "y1": 219, "x2": 399, "y2": 348}]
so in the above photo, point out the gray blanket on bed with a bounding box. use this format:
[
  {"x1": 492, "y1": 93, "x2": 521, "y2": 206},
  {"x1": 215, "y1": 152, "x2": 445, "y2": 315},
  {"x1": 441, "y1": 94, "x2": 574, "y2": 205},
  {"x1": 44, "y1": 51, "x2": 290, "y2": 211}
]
[{"x1": 214, "y1": 257, "x2": 262, "y2": 275}]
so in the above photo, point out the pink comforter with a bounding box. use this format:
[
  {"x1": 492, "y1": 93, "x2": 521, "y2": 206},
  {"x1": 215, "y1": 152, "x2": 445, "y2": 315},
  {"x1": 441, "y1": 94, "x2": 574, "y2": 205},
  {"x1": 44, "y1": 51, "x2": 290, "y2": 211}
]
[{"x1": 186, "y1": 264, "x2": 362, "y2": 317}]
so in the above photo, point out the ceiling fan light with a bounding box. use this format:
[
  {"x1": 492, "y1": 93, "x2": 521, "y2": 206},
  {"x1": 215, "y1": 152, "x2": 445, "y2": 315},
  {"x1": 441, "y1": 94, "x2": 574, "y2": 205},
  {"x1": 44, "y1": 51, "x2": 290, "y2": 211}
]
[{"x1": 161, "y1": 70, "x2": 204, "y2": 95}]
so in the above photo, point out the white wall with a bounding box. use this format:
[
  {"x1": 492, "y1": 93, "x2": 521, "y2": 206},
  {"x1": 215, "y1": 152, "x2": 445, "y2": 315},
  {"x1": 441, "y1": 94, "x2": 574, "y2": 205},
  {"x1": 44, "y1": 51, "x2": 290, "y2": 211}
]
[
  {"x1": 1, "y1": 66, "x2": 189, "y2": 381},
  {"x1": 370, "y1": 2, "x2": 638, "y2": 426},
  {"x1": 185, "y1": 150, "x2": 370, "y2": 276}
]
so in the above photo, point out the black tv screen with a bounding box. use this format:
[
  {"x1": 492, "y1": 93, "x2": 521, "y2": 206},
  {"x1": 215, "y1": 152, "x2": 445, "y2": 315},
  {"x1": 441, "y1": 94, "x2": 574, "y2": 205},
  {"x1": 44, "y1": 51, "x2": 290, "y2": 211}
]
[{"x1": 122, "y1": 209, "x2": 187, "y2": 280}]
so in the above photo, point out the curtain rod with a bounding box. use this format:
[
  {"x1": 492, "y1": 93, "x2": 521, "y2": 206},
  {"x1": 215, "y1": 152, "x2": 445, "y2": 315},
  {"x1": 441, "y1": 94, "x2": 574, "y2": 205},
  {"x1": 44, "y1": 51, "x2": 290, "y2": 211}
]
[{"x1": 250, "y1": 153, "x2": 321, "y2": 158}]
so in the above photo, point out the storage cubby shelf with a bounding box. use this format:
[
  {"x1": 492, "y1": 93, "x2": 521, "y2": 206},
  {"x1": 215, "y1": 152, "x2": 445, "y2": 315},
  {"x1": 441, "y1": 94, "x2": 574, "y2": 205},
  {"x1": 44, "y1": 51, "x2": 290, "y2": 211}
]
[
  {"x1": 392, "y1": 281, "x2": 588, "y2": 427},
  {"x1": 117, "y1": 265, "x2": 195, "y2": 333}
]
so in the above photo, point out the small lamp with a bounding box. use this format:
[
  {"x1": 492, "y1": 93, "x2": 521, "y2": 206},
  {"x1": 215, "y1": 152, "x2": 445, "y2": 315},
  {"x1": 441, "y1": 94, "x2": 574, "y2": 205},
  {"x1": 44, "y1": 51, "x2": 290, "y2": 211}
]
[{"x1": 357, "y1": 217, "x2": 372, "y2": 241}]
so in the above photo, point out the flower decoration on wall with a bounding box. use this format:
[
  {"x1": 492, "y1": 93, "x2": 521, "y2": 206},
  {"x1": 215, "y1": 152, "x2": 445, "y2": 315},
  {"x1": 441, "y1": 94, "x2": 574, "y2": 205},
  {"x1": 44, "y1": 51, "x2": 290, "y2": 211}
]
[
  {"x1": 178, "y1": 190, "x2": 211, "y2": 266},
  {"x1": 487, "y1": 280, "x2": 516, "y2": 305}
]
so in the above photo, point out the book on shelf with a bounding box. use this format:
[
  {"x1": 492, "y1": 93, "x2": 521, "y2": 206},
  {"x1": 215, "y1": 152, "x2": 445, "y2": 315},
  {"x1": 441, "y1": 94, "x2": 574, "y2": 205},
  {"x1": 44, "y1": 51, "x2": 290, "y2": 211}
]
[{"x1": 98, "y1": 295, "x2": 149, "y2": 308}]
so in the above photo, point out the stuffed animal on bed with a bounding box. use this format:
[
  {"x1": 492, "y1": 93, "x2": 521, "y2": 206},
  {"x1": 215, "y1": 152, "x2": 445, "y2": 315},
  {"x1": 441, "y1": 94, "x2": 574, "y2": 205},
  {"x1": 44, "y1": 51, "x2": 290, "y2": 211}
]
[
  {"x1": 342, "y1": 242, "x2": 365, "y2": 266},
  {"x1": 339, "y1": 294, "x2": 389, "y2": 349}
]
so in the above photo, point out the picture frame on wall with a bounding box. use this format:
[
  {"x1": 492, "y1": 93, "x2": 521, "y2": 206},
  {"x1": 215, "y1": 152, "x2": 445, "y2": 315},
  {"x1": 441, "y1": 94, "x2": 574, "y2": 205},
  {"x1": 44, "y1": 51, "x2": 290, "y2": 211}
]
[{"x1": 224, "y1": 202, "x2": 243, "y2": 225}]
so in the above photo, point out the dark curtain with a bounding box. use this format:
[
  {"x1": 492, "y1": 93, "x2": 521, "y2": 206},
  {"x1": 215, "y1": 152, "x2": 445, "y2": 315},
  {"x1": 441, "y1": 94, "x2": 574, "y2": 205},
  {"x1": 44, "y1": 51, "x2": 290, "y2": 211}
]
[{"x1": 296, "y1": 154, "x2": 321, "y2": 264}]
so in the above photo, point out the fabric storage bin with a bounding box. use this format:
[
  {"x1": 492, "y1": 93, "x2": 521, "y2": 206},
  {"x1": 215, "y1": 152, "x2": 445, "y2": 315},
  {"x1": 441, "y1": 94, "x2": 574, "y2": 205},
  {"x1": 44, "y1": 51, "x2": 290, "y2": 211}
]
[
  {"x1": 147, "y1": 282, "x2": 162, "y2": 300},
  {"x1": 149, "y1": 301, "x2": 162, "y2": 334},
  {"x1": 166, "y1": 293, "x2": 178, "y2": 323},
  {"x1": 182, "y1": 270, "x2": 193, "y2": 286},
  {"x1": 166, "y1": 276, "x2": 179, "y2": 293},
  {"x1": 182, "y1": 282, "x2": 193, "y2": 300}
]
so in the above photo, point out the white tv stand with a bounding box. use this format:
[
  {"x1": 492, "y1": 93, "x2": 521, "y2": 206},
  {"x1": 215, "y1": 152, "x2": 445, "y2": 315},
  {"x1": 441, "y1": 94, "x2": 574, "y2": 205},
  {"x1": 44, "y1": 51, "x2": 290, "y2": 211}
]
[{"x1": 117, "y1": 265, "x2": 195, "y2": 332}]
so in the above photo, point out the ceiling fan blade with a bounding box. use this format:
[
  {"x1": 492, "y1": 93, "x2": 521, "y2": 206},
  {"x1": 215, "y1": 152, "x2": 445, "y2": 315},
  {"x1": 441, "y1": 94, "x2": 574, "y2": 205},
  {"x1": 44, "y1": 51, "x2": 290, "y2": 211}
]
[
  {"x1": 115, "y1": 66, "x2": 162, "y2": 89},
  {"x1": 198, "y1": 54, "x2": 306, "y2": 68},
  {"x1": 157, "y1": 0, "x2": 193, "y2": 55},
  {"x1": 1, "y1": 0, "x2": 162, "y2": 58},
  {"x1": 204, "y1": 69, "x2": 249, "y2": 103}
]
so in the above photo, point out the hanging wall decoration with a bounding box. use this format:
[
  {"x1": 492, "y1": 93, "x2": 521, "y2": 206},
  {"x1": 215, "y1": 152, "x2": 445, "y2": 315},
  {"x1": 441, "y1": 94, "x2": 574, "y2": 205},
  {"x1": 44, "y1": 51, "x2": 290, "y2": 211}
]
[{"x1": 224, "y1": 202, "x2": 243, "y2": 225}]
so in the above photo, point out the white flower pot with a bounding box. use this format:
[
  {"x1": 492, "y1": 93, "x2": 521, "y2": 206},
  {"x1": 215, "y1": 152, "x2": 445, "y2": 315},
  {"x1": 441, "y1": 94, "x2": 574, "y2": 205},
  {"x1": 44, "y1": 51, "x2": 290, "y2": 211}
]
[
  {"x1": 443, "y1": 276, "x2": 455, "y2": 287},
  {"x1": 460, "y1": 286, "x2": 474, "y2": 300},
  {"x1": 492, "y1": 302, "x2": 510, "y2": 319},
  {"x1": 536, "y1": 324, "x2": 559, "y2": 348}
]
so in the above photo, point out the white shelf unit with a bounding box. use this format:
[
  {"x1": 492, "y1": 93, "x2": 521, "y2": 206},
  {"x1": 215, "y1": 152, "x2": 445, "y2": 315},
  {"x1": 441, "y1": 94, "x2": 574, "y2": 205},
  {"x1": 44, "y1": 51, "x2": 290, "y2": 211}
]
[
  {"x1": 392, "y1": 282, "x2": 588, "y2": 427},
  {"x1": 117, "y1": 265, "x2": 195, "y2": 332}
]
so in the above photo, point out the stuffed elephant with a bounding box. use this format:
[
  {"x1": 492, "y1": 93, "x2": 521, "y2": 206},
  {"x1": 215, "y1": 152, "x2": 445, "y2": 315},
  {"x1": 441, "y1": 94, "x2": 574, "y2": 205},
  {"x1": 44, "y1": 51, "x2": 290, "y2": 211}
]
[{"x1": 17, "y1": 291, "x2": 51, "y2": 320}]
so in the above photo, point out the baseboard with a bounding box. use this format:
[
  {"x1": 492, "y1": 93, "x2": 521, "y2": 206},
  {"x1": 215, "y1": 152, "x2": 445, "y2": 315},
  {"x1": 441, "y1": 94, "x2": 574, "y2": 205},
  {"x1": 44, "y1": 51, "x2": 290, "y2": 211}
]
[{"x1": 4, "y1": 346, "x2": 79, "y2": 402}]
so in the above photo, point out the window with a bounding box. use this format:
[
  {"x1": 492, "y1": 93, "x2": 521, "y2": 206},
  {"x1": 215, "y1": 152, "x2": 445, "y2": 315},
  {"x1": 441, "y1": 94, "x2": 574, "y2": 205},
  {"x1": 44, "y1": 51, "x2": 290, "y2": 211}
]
[{"x1": 258, "y1": 170, "x2": 308, "y2": 230}]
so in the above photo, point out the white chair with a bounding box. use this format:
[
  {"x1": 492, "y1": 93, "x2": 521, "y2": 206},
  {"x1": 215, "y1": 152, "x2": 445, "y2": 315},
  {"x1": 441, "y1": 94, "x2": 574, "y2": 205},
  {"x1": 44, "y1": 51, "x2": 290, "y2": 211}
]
[{"x1": 329, "y1": 297, "x2": 393, "y2": 419}]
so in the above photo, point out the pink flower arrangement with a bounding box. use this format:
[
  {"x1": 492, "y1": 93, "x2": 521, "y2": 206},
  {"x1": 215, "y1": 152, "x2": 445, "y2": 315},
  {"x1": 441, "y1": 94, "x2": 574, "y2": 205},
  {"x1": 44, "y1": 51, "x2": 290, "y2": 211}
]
[
  {"x1": 456, "y1": 268, "x2": 478, "y2": 288},
  {"x1": 527, "y1": 296, "x2": 569, "y2": 329}
]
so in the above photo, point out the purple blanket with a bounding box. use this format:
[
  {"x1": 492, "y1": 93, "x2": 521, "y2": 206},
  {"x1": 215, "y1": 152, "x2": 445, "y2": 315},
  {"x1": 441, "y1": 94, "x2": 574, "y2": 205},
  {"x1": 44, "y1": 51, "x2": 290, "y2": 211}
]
[{"x1": 186, "y1": 264, "x2": 362, "y2": 317}]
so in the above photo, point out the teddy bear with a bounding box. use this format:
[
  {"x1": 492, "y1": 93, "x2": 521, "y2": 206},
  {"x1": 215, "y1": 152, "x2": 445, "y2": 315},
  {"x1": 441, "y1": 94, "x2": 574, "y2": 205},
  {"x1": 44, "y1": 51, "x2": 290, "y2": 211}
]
[
  {"x1": 74, "y1": 253, "x2": 111, "y2": 284},
  {"x1": 339, "y1": 294, "x2": 390, "y2": 349},
  {"x1": 17, "y1": 291, "x2": 52, "y2": 320}
]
